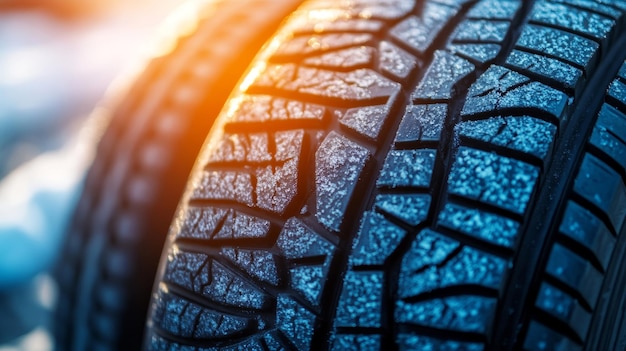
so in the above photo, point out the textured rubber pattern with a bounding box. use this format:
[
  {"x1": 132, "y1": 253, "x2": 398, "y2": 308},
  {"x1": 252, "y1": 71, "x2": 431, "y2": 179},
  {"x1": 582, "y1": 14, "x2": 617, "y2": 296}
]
[
  {"x1": 53, "y1": 1, "x2": 304, "y2": 350},
  {"x1": 146, "y1": 0, "x2": 626, "y2": 350}
]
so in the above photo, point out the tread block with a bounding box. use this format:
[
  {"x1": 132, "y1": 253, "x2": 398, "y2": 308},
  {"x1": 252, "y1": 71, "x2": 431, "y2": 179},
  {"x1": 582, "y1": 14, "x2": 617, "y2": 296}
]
[
  {"x1": 275, "y1": 33, "x2": 373, "y2": 57},
  {"x1": 461, "y1": 65, "x2": 569, "y2": 121},
  {"x1": 277, "y1": 218, "x2": 334, "y2": 259},
  {"x1": 339, "y1": 105, "x2": 390, "y2": 141},
  {"x1": 277, "y1": 295, "x2": 315, "y2": 351},
  {"x1": 516, "y1": 24, "x2": 599, "y2": 72},
  {"x1": 288, "y1": 266, "x2": 326, "y2": 305},
  {"x1": 224, "y1": 338, "x2": 265, "y2": 351},
  {"x1": 304, "y1": 46, "x2": 375, "y2": 69},
  {"x1": 147, "y1": 336, "x2": 212, "y2": 351},
  {"x1": 315, "y1": 131, "x2": 370, "y2": 231},
  {"x1": 262, "y1": 332, "x2": 286, "y2": 351},
  {"x1": 550, "y1": 0, "x2": 622, "y2": 19},
  {"x1": 535, "y1": 282, "x2": 592, "y2": 341},
  {"x1": 178, "y1": 207, "x2": 271, "y2": 240},
  {"x1": 230, "y1": 95, "x2": 325, "y2": 124},
  {"x1": 395, "y1": 104, "x2": 448, "y2": 145},
  {"x1": 448, "y1": 147, "x2": 540, "y2": 214},
  {"x1": 208, "y1": 133, "x2": 272, "y2": 164},
  {"x1": 164, "y1": 252, "x2": 267, "y2": 309},
  {"x1": 397, "y1": 229, "x2": 460, "y2": 276},
  {"x1": 593, "y1": 0, "x2": 626, "y2": 11},
  {"x1": 608, "y1": 78, "x2": 626, "y2": 111},
  {"x1": 221, "y1": 249, "x2": 279, "y2": 286},
  {"x1": 350, "y1": 211, "x2": 407, "y2": 266},
  {"x1": 390, "y1": 2, "x2": 458, "y2": 55},
  {"x1": 306, "y1": 0, "x2": 415, "y2": 20},
  {"x1": 438, "y1": 202, "x2": 520, "y2": 248},
  {"x1": 336, "y1": 271, "x2": 384, "y2": 327},
  {"x1": 379, "y1": 41, "x2": 420, "y2": 81},
  {"x1": 449, "y1": 43, "x2": 501, "y2": 64},
  {"x1": 467, "y1": 0, "x2": 521, "y2": 20},
  {"x1": 531, "y1": 1, "x2": 615, "y2": 41},
  {"x1": 505, "y1": 50, "x2": 584, "y2": 94},
  {"x1": 434, "y1": 0, "x2": 474, "y2": 7},
  {"x1": 151, "y1": 339, "x2": 264, "y2": 351},
  {"x1": 209, "y1": 129, "x2": 303, "y2": 163},
  {"x1": 573, "y1": 154, "x2": 626, "y2": 232},
  {"x1": 559, "y1": 201, "x2": 615, "y2": 271},
  {"x1": 397, "y1": 334, "x2": 484, "y2": 351},
  {"x1": 275, "y1": 130, "x2": 305, "y2": 161},
  {"x1": 523, "y1": 321, "x2": 582, "y2": 351},
  {"x1": 290, "y1": 15, "x2": 384, "y2": 35},
  {"x1": 399, "y1": 233, "x2": 506, "y2": 298},
  {"x1": 277, "y1": 218, "x2": 335, "y2": 305},
  {"x1": 253, "y1": 65, "x2": 400, "y2": 102},
  {"x1": 395, "y1": 295, "x2": 498, "y2": 334},
  {"x1": 255, "y1": 160, "x2": 299, "y2": 214},
  {"x1": 457, "y1": 116, "x2": 557, "y2": 160},
  {"x1": 453, "y1": 20, "x2": 511, "y2": 42},
  {"x1": 374, "y1": 193, "x2": 431, "y2": 227},
  {"x1": 163, "y1": 342, "x2": 252, "y2": 351},
  {"x1": 152, "y1": 290, "x2": 252, "y2": 339},
  {"x1": 412, "y1": 51, "x2": 475, "y2": 101},
  {"x1": 545, "y1": 244, "x2": 603, "y2": 308},
  {"x1": 332, "y1": 334, "x2": 381, "y2": 351},
  {"x1": 377, "y1": 149, "x2": 437, "y2": 189},
  {"x1": 192, "y1": 170, "x2": 254, "y2": 206}
]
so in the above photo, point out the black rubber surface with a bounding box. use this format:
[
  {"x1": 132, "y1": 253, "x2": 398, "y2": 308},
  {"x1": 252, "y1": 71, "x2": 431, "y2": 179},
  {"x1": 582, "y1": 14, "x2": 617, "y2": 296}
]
[
  {"x1": 141, "y1": 0, "x2": 626, "y2": 350},
  {"x1": 53, "y1": 1, "x2": 304, "y2": 350}
]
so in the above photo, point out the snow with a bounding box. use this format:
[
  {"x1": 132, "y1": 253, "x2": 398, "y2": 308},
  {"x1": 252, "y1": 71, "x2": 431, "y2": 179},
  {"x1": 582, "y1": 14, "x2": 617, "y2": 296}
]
[
  {"x1": 397, "y1": 333, "x2": 484, "y2": 351},
  {"x1": 375, "y1": 193, "x2": 431, "y2": 227},
  {"x1": 305, "y1": 46, "x2": 374, "y2": 69},
  {"x1": 396, "y1": 295, "x2": 498, "y2": 334},
  {"x1": 377, "y1": 149, "x2": 436, "y2": 188},
  {"x1": 379, "y1": 41, "x2": 418, "y2": 80},
  {"x1": 335, "y1": 271, "x2": 384, "y2": 327},
  {"x1": 457, "y1": 116, "x2": 557, "y2": 159},
  {"x1": 439, "y1": 202, "x2": 520, "y2": 248},
  {"x1": 516, "y1": 25, "x2": 598, "y2": 70},
  {"x1": 339, "y1": 105, "x2": 390, "y2": 140},
  {"x1": 350, "y1": 211, "x2": 406, "y2": 266},
  {"x1": 315, "y1": 131, "x2": 370, "y2": 231},
  {"x1": 395, "y1": 104, "x2": 447, "y2": 143},
  {"x1": 399, "y1": 236, "x2": 506, "y2": 298},
  {"x1": 390, "y1": 3, "x2": 458, "y2": 54},
  {"x1": 448, "y1": 147, "x2": 539, "y2": 214},
  {"x1": 413, "y1": 50, "x2": 474, "y2": 101}
]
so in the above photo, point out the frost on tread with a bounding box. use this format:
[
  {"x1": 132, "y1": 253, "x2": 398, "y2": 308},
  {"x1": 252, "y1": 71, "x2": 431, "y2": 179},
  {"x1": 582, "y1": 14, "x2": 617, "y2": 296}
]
[{"x1": 147, "y1": 0, "x2": 626, "y2": 350}]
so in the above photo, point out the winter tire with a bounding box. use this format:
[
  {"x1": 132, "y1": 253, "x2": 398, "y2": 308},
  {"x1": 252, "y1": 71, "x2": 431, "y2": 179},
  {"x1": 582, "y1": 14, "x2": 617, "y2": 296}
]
[{"x1": 146, "y1": 0, "x2": 626, "y2": 349}]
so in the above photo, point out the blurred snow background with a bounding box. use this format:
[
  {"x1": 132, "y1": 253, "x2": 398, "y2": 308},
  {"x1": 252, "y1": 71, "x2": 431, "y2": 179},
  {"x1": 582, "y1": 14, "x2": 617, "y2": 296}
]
[{"x1": 0, "y1": 0, "x2": 180, "y2": 349}]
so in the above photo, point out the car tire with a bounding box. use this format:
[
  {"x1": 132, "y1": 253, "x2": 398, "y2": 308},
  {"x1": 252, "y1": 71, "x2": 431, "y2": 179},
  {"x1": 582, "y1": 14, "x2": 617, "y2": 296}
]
[{"x1": 144, "y1": 0, "x2": 626, "y2": 350}]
